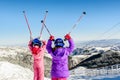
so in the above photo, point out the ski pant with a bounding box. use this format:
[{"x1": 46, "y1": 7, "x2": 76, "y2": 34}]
[
  {"x1": 33, "y1": 60, "x2": 44, "y2": 80},
  {"x1": 52, "y1": 77, "x2": 67, "y2": 80}
]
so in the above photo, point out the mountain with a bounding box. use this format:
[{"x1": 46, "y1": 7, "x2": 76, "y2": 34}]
[
  {"x1": 76, "y1": 39, "x2": 120, "y2": 48},
  {"x1": 0, "y1": 46, "x2": 52, "y2": 77},
  {"x1": 1, "y1": 46, "x2": 120, "y2": 80}
]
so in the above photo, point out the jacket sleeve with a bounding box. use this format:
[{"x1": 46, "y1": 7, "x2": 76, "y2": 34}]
[
  {"x1": 28, "y1": 40, "x2": 33, "y2": 51},
  {"x1": 42, "y1": 40, "x2": 47, "y2": 50},
  {"x1": 66, "y1": 38, "x2": 75, "y2": 55},
  {"x1": 46, "y1": 39, "x2": 53, "y2": 54}
]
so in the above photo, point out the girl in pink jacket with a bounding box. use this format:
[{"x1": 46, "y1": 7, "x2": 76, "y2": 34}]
[{"x1": 28, "y1": 38, "x2": 46, "y2": 80}]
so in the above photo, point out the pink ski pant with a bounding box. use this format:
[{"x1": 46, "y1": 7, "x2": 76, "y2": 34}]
[{"x1": 33, "y1": 60, "x2": 44, "y2": 80}]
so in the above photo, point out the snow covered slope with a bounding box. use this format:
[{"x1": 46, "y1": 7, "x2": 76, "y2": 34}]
[
  {"x1": 0, "y1": 61, "x2": 50, "y2": 80},
  {"x1": 69, "y1": 64, "x2": 120, "y2": 80}
]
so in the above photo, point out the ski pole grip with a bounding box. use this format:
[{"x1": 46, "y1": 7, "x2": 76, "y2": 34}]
[
  {"x1": 83, "y1": 12, "x2": 86, "y2": 15},
  {"x1": 41, "y1": 20, "x2": 44, "y2": 23},
  {"x1": 46, "y1": 11, "x2": 48, "y2": 13},
  {"x1": 23, "y1": 11, "x2": 25, "y2": 13}
]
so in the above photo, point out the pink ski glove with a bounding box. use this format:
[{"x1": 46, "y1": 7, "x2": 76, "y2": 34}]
[{"x1": 42, "y1": 40, "x2": 46, "y2": 45}]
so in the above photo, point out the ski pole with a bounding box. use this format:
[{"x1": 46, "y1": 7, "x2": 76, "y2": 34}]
[
  {"x1": 23, "y1": 11, "x2": 33, "y2": 40},
  {"x1": 41, "y1": 20, "x2": 52, "y2": 36},
  {"x1": 39, "y1": 11, "x2": 48, "y2": 39},
  {"x1": 68, "y1": 12, "x2": 86, "y2": 34}
]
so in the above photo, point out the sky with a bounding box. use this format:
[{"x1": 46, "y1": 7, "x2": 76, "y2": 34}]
[{"x1": 0, "y1": 0, "x2": 120, "y2": 45}]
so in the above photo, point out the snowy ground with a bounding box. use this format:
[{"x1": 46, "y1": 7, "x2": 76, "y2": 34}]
[
  {"x1": 0, "y1": 61, "x2": 50, "y2": 80},
  {"x1": 0, "y1": 61, "x2": 87, "y2": 80},
  {"x1": 1, "y1": 46, "x2": 120, "y2": 80},
  {"x1": 1, "y1": 61, "x2": 120, "y2": 80},
  {"x1": 69, "y1": 65, "x2": 120, "y2": 80},
  {"x1": 0, "y1": 46, "x2": 51, "y2": 80}
]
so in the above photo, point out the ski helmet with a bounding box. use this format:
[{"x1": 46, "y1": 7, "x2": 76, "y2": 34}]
[
  {"x1": 32, "y1": 38, "x2": 42, "y2": 47},
  {"x1": 54, "y1": 38, "x2": 64, "y2": 47}
]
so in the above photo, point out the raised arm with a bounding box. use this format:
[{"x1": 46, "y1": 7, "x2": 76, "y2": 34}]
[
  {"x1": 28, "y1": 40, "x2": 33, "y2": 51},
  {"x1": 64, "y1": 34, "x2": 75, "y2": 54},
  {"x1": 41, "y1": 40, "x2": 46, "y2": 49},
  {"x1": 67, "y1": 38, "x2": 75, "y2": 52},
  {"x1": 46, "y1": 35, "x2": 54, "y2": 53}
]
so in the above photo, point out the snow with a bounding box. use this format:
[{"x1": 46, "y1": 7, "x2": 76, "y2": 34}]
[
  {"x1": 69, "y1": 64, "x2": 120, "y2": 80},
  {"x1": 95, "y1": 47, "x2": 111, "y2": 51},
  {"x1": 72, "y1": 55, "x2": 89, "y2": 58},
  {"x1": 0, "y1": 46, "x2": 52, "y2": 59},
  {"x1": 0, "y1": 61, "x2": 50, "y2": 80},
  {"x1": 44, "y1": 51, "x2": 52, "y2": 59},
  {"x1": 0, "y1": 46, "x2": 28, "y2": 58},
  {"x1": 69, "y1": 67, "x2": 87, "y2": 80},
  {"x1": 1, "y1": 46, "x2": 120, "y2": 80}
]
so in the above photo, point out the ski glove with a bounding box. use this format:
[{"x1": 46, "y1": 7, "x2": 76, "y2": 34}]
[
  {"x1": 49, "y1": 35, "x2": 54, "y2": 41},
  {"x1": 64, "y1": 34, "x2": 71, "y2": 40},
  {"x1": 42, "y1": 40, "x2": 46, "y2": 45}
]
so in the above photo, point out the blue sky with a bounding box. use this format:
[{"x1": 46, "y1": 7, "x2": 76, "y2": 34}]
[{"x1": 0, "y1": 0, "x2": 120, "y2": 45}]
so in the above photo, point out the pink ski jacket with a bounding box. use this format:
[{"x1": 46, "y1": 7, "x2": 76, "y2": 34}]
[{"x1": 28, "y1": 40, "x2": 46, "y2": 80}]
